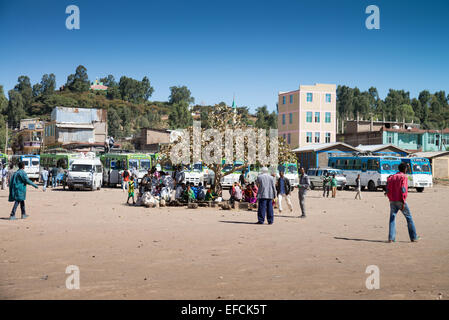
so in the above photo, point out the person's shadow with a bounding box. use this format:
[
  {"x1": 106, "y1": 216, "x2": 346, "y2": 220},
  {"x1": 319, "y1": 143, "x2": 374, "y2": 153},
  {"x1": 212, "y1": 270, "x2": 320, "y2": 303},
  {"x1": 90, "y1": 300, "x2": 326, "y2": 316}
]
[
  {"x1": 219, "y1": 220, "x2": 259, "y2": 225},
  {"x1": 334, "y1": 237, "x2": 408, "y2": 243}
]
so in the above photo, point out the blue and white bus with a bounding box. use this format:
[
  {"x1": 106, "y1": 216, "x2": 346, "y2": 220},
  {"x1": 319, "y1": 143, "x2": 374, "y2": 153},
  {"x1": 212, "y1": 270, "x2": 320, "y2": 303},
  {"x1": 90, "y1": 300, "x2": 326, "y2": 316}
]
[
  {"x1": 328, "y1": 155, "x2": 432, "y2": 192},
  {"x1": 400, "y1": 157, "x2": 433, "y2": 192}
]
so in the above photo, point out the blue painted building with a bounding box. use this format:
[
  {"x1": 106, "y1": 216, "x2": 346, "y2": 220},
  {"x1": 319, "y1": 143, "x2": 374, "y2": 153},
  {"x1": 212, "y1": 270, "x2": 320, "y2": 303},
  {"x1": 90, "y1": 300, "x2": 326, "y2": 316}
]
[{"x1": 383, "y1": 128, "x2": 449, "y2": 152}]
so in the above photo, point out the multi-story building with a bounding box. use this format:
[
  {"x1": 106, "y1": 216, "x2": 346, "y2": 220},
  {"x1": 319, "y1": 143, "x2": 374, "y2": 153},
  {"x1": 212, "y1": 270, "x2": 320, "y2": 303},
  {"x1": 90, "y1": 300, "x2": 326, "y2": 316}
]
[
  {"x1": 12, "y1": 119, "x2": 44, "y2": 154},
  {"x1": 44, "y1": 107, "x2": 108, "y2": 150},
  {"x1": 278, "y1": 83, "x2": 336, "y2": 149}
]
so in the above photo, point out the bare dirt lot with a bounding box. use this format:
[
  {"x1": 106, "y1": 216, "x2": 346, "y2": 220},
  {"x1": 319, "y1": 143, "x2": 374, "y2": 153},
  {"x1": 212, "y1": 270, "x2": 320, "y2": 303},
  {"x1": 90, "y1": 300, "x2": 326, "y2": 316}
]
[{"x1": 0, "y1": 185, "x2": 448, "y2": 300}]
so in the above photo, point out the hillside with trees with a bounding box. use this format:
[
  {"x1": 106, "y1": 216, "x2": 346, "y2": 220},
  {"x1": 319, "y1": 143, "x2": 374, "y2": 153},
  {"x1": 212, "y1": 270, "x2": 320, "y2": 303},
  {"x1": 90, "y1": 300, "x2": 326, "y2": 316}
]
[{"x1": 1, "y1": 65, "x2": 448, "y2": 152}]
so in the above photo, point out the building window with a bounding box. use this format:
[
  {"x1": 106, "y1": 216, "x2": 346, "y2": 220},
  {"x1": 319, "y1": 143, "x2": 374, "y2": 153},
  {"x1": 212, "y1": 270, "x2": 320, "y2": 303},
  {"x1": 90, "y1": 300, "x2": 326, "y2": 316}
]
[
  {"x1": 289, "y1": 113, "x2": 292, "y2": 124},
  {"x1": 325, "y1": 132, "x2": 331, "y2": 143},
  {"x1": 307, "y1": 93, "x2": 313, "y2": 102},
  {"x1": 288, "y1": 133, "x2": 291, "y2": 144},
  {"x1": 325, "y1": 94, "x2": 331, "y2": 103},
  {"x1": 387, "y1": 133, "x2": 393, "y2": 144},
  {"x1": 282, "y1": 114, "x2": 285, "y2": 125},
  {"x1": 443, "y1": 135, "x2": 449, "y2": 146},
  {"x1": 428, "y1": 134, "x2": 435, "y2": 144},
  {"x1": 282, "y1": 96, "x2": 286, "y2": 104},
  {"x1": 283, "y1": 134, "x2": 286, "y2": 140},
  {"x1": 306, "y1": 132, "x2": 312, "y2": 143},
  {"x1": 306, "y1": 111, "x2": 312, "y2": 123},
  {"x1": 315, "y1": 132, "x2": 320, "y2": 143},
  {"x1": 315, "y1": 112, "x2": 320, "y2": 123},
  {"x1": 289, "y1": 95, "x2": 293, "y2": 104},
  {"x1": 325, "y1": 112, "x2": 331, "y2": 123}
]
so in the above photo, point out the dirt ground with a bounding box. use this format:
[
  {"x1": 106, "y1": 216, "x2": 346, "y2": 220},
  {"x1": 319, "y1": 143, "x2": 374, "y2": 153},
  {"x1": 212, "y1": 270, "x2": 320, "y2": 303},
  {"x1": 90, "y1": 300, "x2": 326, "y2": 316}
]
[{"x1": 0, "y1": 184, "x2": 448, "y2": 300}]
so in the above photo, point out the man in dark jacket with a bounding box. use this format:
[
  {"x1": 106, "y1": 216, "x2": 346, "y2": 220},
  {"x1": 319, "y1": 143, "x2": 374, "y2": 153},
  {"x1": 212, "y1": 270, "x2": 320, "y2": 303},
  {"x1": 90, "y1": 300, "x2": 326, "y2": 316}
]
[
  {"x1": 276, "y1": 171, "x2": 292, "y2": 213},
  {"x1": 9, "y1": 161, "x2": 38, "y2": 220}
]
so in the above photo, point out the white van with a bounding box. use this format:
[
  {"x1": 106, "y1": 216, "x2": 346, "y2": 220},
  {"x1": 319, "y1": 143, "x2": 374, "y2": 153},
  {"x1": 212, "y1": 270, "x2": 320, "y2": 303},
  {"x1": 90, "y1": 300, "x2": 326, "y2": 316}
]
[{"x1": 66, "y1": 158, "x2": 103, "y2": 191}]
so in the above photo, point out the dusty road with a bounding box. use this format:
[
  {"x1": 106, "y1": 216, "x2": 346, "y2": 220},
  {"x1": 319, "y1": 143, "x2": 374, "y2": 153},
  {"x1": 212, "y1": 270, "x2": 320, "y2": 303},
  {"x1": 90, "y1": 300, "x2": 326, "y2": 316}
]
[{"x1": 0, "y1": 184, "x2": 448, "y2": 300}]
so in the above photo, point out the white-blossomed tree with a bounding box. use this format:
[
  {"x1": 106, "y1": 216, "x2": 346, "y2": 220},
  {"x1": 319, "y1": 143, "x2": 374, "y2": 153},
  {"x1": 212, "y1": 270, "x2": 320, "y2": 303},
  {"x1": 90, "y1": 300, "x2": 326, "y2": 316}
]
[{"x1": 159, "y1": 104, "x2": 297, "y2": 193}]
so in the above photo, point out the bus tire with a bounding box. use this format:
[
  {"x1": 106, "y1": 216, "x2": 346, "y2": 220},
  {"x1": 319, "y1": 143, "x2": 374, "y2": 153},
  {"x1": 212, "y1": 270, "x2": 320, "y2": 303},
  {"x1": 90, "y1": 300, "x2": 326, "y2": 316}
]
[
  {"x1": 368, "y1": 180, "x2": 376, "y2": 191},
  {"x1": 416, "y1": 187, "x2": 424, "y2": 193}
]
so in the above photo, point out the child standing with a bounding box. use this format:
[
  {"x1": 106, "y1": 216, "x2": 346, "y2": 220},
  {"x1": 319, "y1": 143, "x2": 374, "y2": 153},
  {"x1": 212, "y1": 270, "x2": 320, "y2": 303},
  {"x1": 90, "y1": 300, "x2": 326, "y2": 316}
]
[
  {"x1": 127, "y1": 176, "x2": 136, "y2": 205},
  {"x1": 331, "y1": 174, "x2": 338, "y2": 198}
]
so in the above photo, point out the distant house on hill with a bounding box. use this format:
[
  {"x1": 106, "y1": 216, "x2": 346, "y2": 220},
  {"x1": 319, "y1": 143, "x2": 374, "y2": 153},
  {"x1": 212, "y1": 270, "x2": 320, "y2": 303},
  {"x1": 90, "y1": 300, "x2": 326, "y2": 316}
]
[{"x1": 90, "y1": 79, "x2": 108, "y2": 91}]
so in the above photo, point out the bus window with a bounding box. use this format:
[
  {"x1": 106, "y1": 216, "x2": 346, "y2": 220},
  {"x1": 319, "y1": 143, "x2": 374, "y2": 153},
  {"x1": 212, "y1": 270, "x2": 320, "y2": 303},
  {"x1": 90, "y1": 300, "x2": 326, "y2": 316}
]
[
  {"x1": 422, "y1": 164, "x2": 430, "y2": 172},
  {"x1": 193, "y1": 163, "x2": 203, "y2": 171},
  {"x1": 277, "y1": 164, "x2": 285, "y2": 173},
  {"x1": 129, "y1": 159, "x2": 138, "y2": 169},
  {"x1": 317, "y1": 170, "x2": 322, "y2": 176},
  {"x1": 354, "y1": 159, "x2": 362, "y2": 170},
  {"x1": 31, "y1": 159, "x2": 40, "y2": 166},
  {"x1": 140, "y1": 160, "x2": 151, "y2": 170},
  {"x1": 412, "y1": 164, "x2": 422, "y2": 172},
  {"x1": 367, "y1": 160, "x2": 379, "y2": 171},
  {"x1": 392, "y1": 164, "x2": 399, "y2": 171},
  {"x1": 22, "y1": 159, "x2": 30, "y2": 166},
  {"x1": 382, "y1": 163, "x2": 391, "y2": 171},
  {"x1": 362, "y1": 162, "x2": 367, "y2": 171}
]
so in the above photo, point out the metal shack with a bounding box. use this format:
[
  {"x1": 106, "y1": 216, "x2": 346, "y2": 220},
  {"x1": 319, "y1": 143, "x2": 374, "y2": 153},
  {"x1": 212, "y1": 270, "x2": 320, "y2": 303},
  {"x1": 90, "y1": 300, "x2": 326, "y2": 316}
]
[{"x1": 44, "y1": 107, "x2": 108, "y2": 149}]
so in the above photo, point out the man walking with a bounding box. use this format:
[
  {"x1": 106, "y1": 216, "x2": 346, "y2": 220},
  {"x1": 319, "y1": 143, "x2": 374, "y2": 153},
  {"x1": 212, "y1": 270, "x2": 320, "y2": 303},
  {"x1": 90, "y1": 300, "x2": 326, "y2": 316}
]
[
  {"x1": 8, "y1": 161, "x2": 38, "y2": 220},
  {"x1": 256, "y1": 167, "x2": 277, "y2": 224},
  {"x1": 51, "y1": 166, "x2": 58, "y2": 188},
  {"x1": 322, "y1": 172, "x2": 330, "y2": 198},
  {"x1": 298, "y1": 167, "x2": 310, "y2": 218},
  {"x1": 386, "y1": 162, "x2": 419, "y2": 243},
  {"x1": 276, "y1": 171, "x2": 292, "y2": 213},
  {"x1": 1, "y1": 163, "x2": 7, "y2": 190},
  {"x1": 355, "y1": 174, "x2": 362, "y2": 200},
  {"x1": 41, "y1": 167, "x2": 49, "y2": 192}
]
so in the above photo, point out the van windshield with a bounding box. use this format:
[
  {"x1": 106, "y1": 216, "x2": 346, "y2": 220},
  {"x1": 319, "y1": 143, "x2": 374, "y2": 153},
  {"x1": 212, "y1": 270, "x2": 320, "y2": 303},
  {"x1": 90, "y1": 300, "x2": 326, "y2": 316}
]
[{"x1": 71, "y1": 164, "x2": 93, "y2": 172}]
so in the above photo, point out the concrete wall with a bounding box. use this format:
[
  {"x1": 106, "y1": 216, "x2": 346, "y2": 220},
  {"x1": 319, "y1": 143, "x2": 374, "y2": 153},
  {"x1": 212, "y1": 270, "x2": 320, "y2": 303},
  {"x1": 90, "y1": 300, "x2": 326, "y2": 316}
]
[{"x1": 433, "y1": 157, "x2": 449, "y2": 179}]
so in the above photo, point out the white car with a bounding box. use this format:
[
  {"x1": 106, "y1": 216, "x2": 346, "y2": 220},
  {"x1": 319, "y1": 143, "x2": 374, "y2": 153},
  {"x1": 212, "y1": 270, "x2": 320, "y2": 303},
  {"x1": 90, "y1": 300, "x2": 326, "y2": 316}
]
[{"x1": 307, "y1": 167, "x2": 347, "y2": 190}]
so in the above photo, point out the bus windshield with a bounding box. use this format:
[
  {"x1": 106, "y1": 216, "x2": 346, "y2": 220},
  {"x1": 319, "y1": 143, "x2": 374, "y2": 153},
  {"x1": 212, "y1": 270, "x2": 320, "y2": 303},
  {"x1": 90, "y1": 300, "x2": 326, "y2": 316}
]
[
  {"x1": 287, "y1": 165, "x2": 297, "y2": 174},
  {"x1": 31, "y1": 159, "x2": 40, "y2": 166},
  {"x1": 412, "y1": 163, "x2": 430, "y2": 173},
  {"x1": 140, "y1": 160, "x2": 151, "y2": 170},
  {"x1": 71, "y1": 164, "x2": 93, "y2": 172},
  {"x1": 193, "y1": 163, "x2": 202, "y2": 171}
]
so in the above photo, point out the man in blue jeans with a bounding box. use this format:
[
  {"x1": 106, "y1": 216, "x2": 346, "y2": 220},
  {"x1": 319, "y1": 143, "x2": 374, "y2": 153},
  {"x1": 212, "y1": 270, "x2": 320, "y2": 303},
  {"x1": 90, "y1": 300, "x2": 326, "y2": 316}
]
[
  {"x1": 385, "y1": 162, "x2": 419, "y2": 243},
  {"x1": 255, "y1": 167, "x2": 277, "y2": 224}
]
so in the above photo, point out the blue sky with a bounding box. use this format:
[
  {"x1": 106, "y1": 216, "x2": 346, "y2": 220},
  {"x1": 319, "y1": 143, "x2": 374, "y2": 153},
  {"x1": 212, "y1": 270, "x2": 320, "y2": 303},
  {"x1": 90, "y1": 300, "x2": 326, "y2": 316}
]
[{"x1": 0, "y1": 0, "x2": 448, "y2": 112}]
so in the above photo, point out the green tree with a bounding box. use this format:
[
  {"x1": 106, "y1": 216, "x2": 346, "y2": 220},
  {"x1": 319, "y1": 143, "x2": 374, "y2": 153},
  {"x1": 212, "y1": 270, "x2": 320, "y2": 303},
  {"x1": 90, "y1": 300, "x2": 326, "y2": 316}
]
[
  {"x1": 398, "y1": 104, "x2": 415, "y2": 122},
  {"x1": 168, "y1": 101, "x2": 193, "y2": 129},
  {"x1": 14, "y1": 76, "x2": 33, "y2": 113},
  {"x1": 168, "y1": 86, "x2": 194, "y2": 105},
  {"x1": 107, "y1": 107, "x2": 122, "y2": 138},
  {"x1": 118, "y1": 76, "x2": 154, "y2": 103},
  {"x1": 100, "y1": 74, "x2": 117, "y2": 88},
  {"x1": 66, "y1": 65, "x2": 90, "y2": 92},
  {"x1": 7, "y1": 90, "x2": 26, "y2": 128},
  {"x1": 0, "y1": 85, "x2": 8, "y2": 114},
  {"x1": 255, "y1": 105, "x2": 277, "y2": 130}
]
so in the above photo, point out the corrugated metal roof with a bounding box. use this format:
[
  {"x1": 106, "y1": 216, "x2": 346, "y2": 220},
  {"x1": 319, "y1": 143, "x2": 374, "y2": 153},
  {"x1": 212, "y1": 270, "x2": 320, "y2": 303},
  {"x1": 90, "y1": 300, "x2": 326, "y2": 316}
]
[
  {"x1": 356, "y1": 144, "x2": 409, "y2": 154},
  {"x1": 292, "y1": 142, "x2": 358, "y2": 152},
  {"x1": 412, "y1": 151, "x2": 449, "y2": 158}
]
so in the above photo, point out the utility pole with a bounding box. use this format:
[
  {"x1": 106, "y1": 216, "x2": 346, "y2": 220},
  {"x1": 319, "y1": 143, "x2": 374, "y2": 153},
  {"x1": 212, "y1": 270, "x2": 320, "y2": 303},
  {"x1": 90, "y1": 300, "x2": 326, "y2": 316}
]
[{"x1": 4, "y1": 120, "x2": 7, "y2": 154}]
